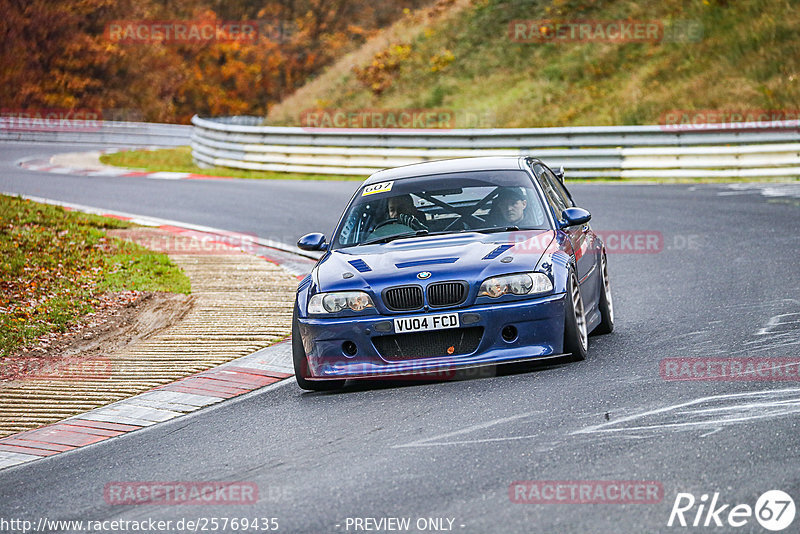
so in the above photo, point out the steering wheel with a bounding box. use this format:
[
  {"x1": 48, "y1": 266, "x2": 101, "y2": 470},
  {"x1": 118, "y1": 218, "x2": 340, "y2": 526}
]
[{"x1": 373, "y1": 214, "x2": 428, "y2": 232}]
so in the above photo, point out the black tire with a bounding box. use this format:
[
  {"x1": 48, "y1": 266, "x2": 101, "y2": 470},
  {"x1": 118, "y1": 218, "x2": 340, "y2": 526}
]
[
  {"x1": 563, "y1": 270, "x2": 588, "y2": 361},
  {"x1": 594, "y1": 253, "x2": 614, "y2": 335},
  {"x1": 292, "y1": 306, "x2": 346, "y2": 391}
]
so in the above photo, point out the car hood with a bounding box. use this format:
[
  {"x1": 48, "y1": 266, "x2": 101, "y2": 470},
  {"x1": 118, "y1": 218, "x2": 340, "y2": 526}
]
[{"x1": 314, "y1": 230, "x2": 555, "y2": 293}]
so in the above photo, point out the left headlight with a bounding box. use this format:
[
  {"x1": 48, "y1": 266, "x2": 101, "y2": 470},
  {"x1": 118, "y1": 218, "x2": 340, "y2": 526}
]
[
  {"x1": 308, "y1": 291, "x2": 375, "y2": 314},
  {"x1": 478, "y1": 272, "x2": 553, "y2": 298}
]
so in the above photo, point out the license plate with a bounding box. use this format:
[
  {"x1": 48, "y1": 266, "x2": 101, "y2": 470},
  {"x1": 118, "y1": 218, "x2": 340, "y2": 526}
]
[{"x1": 394, "y1": 313, "x2": 459, "y2": 333}]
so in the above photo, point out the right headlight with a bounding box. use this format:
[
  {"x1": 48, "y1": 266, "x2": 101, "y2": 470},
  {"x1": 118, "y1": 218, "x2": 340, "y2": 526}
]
[
  {"x1": 308, "y1": 291, "x2": 375, "y2": 314},
  {"x1": 478, "y1": 272, "x2": 553, "y2": 298}
]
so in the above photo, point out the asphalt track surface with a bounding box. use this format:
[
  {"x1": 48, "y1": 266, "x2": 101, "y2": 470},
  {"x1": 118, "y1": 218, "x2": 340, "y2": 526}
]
[{"x1": 1, "y1": 142, "x2": 799, "y2": 533}]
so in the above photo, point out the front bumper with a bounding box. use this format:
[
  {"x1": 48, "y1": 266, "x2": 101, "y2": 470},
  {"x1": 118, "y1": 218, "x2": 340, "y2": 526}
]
[{"x1": 297, "y1": 293, "x2": 566, "y2": 379}]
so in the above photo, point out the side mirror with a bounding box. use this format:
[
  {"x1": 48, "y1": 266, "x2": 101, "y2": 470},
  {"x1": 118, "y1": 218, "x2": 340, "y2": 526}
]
[
  {"x1": 553, "y1": 166, "x2": 566, "y2": 182},
  {"x1": 297, "y1": 232, "x2": 328, "y2": 251},
  {"x1": 561, "y1": 207, "x2": 591, "y2": 227}
]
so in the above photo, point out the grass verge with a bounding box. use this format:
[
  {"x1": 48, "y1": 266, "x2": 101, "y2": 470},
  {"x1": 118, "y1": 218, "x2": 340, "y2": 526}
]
[
  {"x1": 267, "y1": 0, "x2": 799, "y2": 129},
  {"x1": 0, "y1": 195, "x2": 190, "y2": 356},
  {"x1": 99, "y1": 147, "x2": 361, "y2": 181}
]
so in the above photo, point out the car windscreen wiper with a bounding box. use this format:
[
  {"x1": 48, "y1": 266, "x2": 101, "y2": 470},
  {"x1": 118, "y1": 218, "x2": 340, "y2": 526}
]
[
  {"x1": 472, "y1": 226, "x2": 520, "y2": 234},
  {"x1": 360, "y1": 229, "x2": 429, "y2": 246}
]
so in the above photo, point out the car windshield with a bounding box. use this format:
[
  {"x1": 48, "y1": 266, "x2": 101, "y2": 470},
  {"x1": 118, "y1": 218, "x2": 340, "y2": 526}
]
[{"x1": 332, "y1": 170, "x2": 550, "y2": 249}]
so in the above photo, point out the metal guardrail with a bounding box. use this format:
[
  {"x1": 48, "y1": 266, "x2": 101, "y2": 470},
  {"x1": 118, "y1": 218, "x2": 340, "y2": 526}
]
[
  {"x1": 192, "y1": 115, "x2": 800, "y2": 178},
  {"x1": 0, "y1": 119, "x2": 191, "y2": 146}
]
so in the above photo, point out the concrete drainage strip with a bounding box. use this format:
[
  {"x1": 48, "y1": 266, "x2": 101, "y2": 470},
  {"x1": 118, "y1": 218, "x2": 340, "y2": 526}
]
[{"x1": 0, "y1": 343, "x2": 295, "y2": 469}]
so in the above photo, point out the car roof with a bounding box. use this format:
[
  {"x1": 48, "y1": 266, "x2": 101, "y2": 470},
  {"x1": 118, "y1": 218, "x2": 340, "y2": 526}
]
[{"x1": 362, "y1": 156, "x2": 539, "y2": 185}]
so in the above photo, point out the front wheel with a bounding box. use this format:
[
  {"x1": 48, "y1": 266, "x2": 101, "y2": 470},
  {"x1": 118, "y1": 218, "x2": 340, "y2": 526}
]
[
  {"x1": 563, "y1": 270, "x2": 588, "y2": 361},
  {"x1": 292, "y1": 306, "x2": 346, "y2": 391},
  {"x1": 594, "y1": 253, "x2": 614, "y2": 335}
]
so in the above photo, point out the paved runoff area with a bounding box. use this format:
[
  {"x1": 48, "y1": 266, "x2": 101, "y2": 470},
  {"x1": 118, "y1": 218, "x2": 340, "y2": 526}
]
[
  {"x1": 18, "y1": 149, "x2": 237, "y2": 181},
  {"x1": 0, "y1": 227, "x2": 300, "y2": 469}
]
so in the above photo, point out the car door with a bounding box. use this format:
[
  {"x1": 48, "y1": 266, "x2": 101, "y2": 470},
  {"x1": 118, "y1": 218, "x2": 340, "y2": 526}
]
[{"x1": 531, "y1": 163, "x2": 595, "y2": 284}]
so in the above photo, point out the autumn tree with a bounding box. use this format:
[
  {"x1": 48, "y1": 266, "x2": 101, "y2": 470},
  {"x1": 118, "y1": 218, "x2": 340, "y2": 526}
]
[{"x1": 0, "y1": 0, "x2": 434, "y2": 122}]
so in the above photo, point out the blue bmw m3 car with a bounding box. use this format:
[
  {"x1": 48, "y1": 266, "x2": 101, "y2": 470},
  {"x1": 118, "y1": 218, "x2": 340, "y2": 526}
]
[{"x1": 293, "y1": 156, "x2": 613, "y2": 390}]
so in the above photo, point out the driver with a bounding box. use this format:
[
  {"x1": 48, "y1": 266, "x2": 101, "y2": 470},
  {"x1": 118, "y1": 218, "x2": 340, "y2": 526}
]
[
  {"x1": 387, "y1": 194, "x2": 427, "y2": 230},
  {"x1": 487, "y1": 187, "x2": 530, "y2": 226}
]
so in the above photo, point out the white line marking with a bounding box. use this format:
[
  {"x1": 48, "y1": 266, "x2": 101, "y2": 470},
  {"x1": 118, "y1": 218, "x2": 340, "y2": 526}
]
[
  {"x1": 147, "y1": 171, "x2": 191, "y2": 179},
  {"x1": 395, "y1": 434, "x2": 547, "y2": 448},
  {"x1": 756, "y1": 312, "x2": 800, "y2": 335},
  {"x1": 572, "y1": 387, "x2": 800, "y2": 435},
  {"x1": 392, "y1": 412, "x2": 541, "y2": 448}
]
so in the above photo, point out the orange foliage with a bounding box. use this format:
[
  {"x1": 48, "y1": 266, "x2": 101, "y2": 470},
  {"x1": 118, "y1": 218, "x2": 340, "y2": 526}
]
[
  {"x1": 0, "y1": 0, "x2": 432, "y2": 123},
  {"x1": 353, "y1": 44, "x2": 413, "y2": 95}
]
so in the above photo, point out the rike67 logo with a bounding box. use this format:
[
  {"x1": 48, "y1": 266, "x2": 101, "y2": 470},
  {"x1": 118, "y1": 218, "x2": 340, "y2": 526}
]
[{"x1": 668, "y1": 490, "x2": 795, "y2": 531}]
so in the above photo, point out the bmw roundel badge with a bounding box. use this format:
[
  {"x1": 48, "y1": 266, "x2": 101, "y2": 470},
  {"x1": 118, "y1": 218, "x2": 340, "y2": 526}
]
[{"x1": 417, "y1": 271, "x2": 432, "y2": 279}]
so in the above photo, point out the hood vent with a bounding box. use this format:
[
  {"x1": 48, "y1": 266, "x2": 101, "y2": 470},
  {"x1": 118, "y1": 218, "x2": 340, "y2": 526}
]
[
  {"x1": 483, "y1": 244, "x2": 514, "y2": 260},
  {"x1": 347, "y1": 259, "x2": 372, "y2": 272},
  {"x1": 395, "y1": 258, "x2": 458, "y2": 269}
]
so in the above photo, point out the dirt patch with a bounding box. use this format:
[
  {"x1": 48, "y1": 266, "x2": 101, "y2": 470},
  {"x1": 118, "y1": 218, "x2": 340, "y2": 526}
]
[{"x1": 2, "y1": 291, "x2": 194, "y2": 382}]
